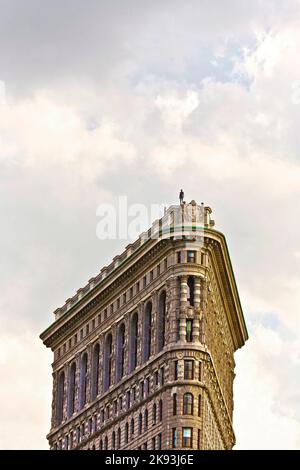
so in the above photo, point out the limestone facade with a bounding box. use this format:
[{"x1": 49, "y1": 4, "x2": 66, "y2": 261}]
[{"x1": 40, "y1": 203, "x2": 248, "y2": 450}]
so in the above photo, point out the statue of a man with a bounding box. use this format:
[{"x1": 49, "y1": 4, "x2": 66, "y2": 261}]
[{"x1": 179, "y1": 189, "x2": 184, "y2": 204}]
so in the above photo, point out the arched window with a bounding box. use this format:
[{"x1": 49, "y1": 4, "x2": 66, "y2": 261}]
[
  {"x1": 99, "y1": 439, "x2": 103, "y2": 450},
  {"x1": 56, "y1": 370, "x2": 65, "y2": 425},
  {"x1": 125, "y1": 422, "x2": 129, "y2": 444},
  {"x1": 116, "y1": 323, "x2": 125, "y2": 381},
  {"x1": 103, "y1": 333, "x2": 112, "y2": 392},
  {"x1": 183, "y1": 393, "x2": 194, "y2": 415},
  {"x1": 144, "y1": 409, "x2": 148, "y2": 431},
  {"x1": 104, "y1": 435, "x2": 108, "y2": 450},
  {"x1": 129, "y1": 313, "x2": 138, "y2": 372},
  {"x1": 80, "y1": 353, "x2": 88, "y2": 409},
  {"x1": 187, "y1": 277, "x2": 194, "y2": 306},
  {"x1": 152, "y1": 403, "x2": 156, "y2": 426},
  {"x1": 138, "y1": 412, "x2": 143, "y2": 435},
  {"x1": 112, "y1": 431, "x2": 116, "y2": 449},
  {"x1": 117, "y1": 427, "x2": 121, "y2": 449},
  {"x1": 91, "y1": 343, "x2": 100, "y2": 400},
  {"x1": 159, "y1": 399, "x2": 163, "y2": 421},
  {"x1": 143, "y1": 302, "x2": 152, "y2": 362},
  {"x1": 130, "y1": 417, "x2": 134, "y2": 436},
  {"x1": 157, "y1": 291, "x2": 166, "y2": 352},
  {"x1": 68, "y1": 362, "x2": 76, "y2": 417},
  {"x1": 198, "y1": 395, "x2": 201, "y2": 417}
]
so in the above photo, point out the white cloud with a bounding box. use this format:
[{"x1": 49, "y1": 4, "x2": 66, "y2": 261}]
[
  {"x1": 234, "y1": 324, "x2": 300, "y2": 449},
  {"x1": 0, "y1": 332, "x2": 51, "y2": 449},
  {"x1": 1, "y1": 0, "x2": 300, "y2": 450}
]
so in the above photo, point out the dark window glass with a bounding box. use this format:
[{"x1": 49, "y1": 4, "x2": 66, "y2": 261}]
[
  {"x1": 183, "y1": 393, "x2": 194, "y2": 415},
  {"x1": 172, "y1": 428, "x2": 177, "y2": 448},
  {"x1": 173, "y1": 393, "x2": 177, "y2": 415},
  {"x1": 187, "y1": 276, "x2": 195, "y2": 306},
  {"x1": 174, "y1": 360, "x2": 178, "y2": 380}
]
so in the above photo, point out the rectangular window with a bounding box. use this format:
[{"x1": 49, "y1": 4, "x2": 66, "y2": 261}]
[
  {"x1": 130, "y1": 287, "x2": 133, "y2": 298},
  {"x1": 136, "y1": 282, "x2": 140, "y2": 293},
  {"x1": 132, "y1": 386, "x2": 136, "y2": 402},
  {"x1": 152, "y1": 437, "x2": 156, "y2": 450},
  {"x1": 119, "y1": 396, "x2": 123, "y2": 410},
  {"x1": 143, "y1": 276, "x2": 147, "y2": 288},
  {"x1": 145, "y1": 377, "x2": 150, "y2": 396},
  {"x1": 172, "y1": 428, "x2": 177, "y2": 449},
  {"x1": 157, "y1": 433, "x2": 162, "y2": 450},
  {"x1": 174, "y1": 360, "x2": 178, "y2": 380},
  {"x1": 92, "y1": 319, "x2": 95, "y2": 330},
  {"x1": 143, "y1": 442, "x2": 147, "y2": 450},
  {"x1": 197, "y1": 429, "x2": 201, "y2": 450},
  {"x1": 187, "y1": 251, "x2": 196, "y2": 263},
  {"x1": 201, "y1": 252, "x2": 205, "y2": 265},
  {"x1": 104, "y1": 308, "x2": 107, "y2": 319},
  {"x1": 150, "y1": 270, "x2": 153, "y2": 281},
  {"x1": 154, "y1": 370, "x2": 159, "y2": 386},
  {"x1": 173, "y1": 394, "x2": 177, "y2": 415},
  {"x1": 198, "y1": 395, "x2": 201, "y2": 417},
  {"x1": 140, "y1": 381, "x2": 144, "y2": 399},
  {"x1": 184, "y1": 360, "x2": 194, "y2": 380},
  {"x1": 63, "y1": 343, "x2": 66, "y2": 354},
  {"x1": 89, "y1": 418, "x2": 92, "y2": 434},
  {"x1": 186, "y1": 319, "x2": 193, "y2": 342},
  {"x1": 117, "y1": 298, "x2": 120, "y2": 309},
  {"x1": 123, "y1": 293, "x2": 126, "y2": 304},
  {"x1": 110, "y1": 304, "x2": 114, "y2": 314},
  {"x1": 164, "y1": 258, "x2": 168, "y2": 270},
  {"x1": 86, "y1": 324, "x2": 89, "y2": 335},
  {"x1": 160, "y1": 367, "x2": 165, "y2": 386},
  {"x1": 80, "y1": 329, "x2": 83, "y2": 340},
  {"x1": 157, "y1": 263, "x2": 160, "y2": 275},
  {"x1": 198, "y1": 361, "x2": 202, "y2": 381},
  {"x1": 68, "y1": 339, "x2": 72, "y2": 349},
  {"x1": 177, "y1": 251, "x2": 181, "y2": 263},
  {"x1": 182, "y1": 427, "x2": 192, "y2": 448},
  {"x1": 114, "y1": 400, "x2": 117, "y2": 415},
  {"x1": 126, "y1": 390, "x2": 130, "y2": 409}
]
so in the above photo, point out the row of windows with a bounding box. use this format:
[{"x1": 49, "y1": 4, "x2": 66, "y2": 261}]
[
  {"x1": 56, "y1": 292, "x2": 167, "y2": 425},
  {"x1": 53, "y1": 426, "x2": 201, "y2": 451},
  {"x1": 57, "y1": 355, "x2": 201, "y2": 427},
  {"x1": 172, "y1": 393, "x2": 201, "y2": 416},
  {"x1": 53, "y1": 400, "x2": 163, "y2": 450},
  {"x1": 56, "y1": 259, "x2": 170, "y2": 360},
  {"x1": 57, "y1": 250, "x2": 204, "y2": 360}
]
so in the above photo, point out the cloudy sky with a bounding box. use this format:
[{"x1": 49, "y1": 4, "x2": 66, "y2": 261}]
[{"x1": 1, "y1": 0, "x2": 300, "y2": 449}]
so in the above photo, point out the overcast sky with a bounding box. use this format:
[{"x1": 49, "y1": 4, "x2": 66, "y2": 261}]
[{"x1": 1, "y1": 0, "x2": 300, "y2": 449}]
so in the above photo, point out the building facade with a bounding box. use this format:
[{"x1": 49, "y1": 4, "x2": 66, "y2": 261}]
[{"x1": 40, "y1": 201, "x2": 248, "y2": 450}]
